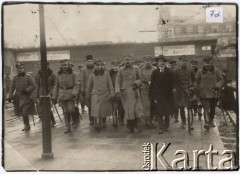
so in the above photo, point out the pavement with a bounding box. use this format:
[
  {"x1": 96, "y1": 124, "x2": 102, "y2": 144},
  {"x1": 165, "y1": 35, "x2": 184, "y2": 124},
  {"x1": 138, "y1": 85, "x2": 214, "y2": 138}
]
[{"x1": 3, "y1": 103, "x2": 228, "y2": 171}]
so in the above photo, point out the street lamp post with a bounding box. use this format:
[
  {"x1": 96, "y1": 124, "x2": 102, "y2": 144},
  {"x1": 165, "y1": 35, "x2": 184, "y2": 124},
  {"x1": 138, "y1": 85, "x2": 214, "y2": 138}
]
[{"x1": 39, "y1": 4, "x2": 53, "y2": 159}]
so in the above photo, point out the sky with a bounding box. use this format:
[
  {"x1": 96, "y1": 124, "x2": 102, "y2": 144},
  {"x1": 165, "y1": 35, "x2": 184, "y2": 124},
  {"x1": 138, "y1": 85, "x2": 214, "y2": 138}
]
[{"x1": 3, "y1": 4, "x2": 236, "y2": 48}]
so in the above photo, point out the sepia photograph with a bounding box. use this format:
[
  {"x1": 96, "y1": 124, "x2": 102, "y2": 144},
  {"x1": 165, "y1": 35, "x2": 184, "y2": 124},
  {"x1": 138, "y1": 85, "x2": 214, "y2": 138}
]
[{"x1": 1, "y1": 1, "x2": 239, "y2": 172}]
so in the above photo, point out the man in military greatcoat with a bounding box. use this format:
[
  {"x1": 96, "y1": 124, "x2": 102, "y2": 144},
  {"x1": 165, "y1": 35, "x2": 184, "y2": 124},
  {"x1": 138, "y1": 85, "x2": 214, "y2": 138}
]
[
  {"x1": 82, "y1": 55, "x2": 95, "y2": 125},
  {"x1": 52, "y1": 60, "x2": 79, "y2": 133},
  {"x1": 140, "y1": 55, "x2": 156, "y2": 127},
  {"x1": 8, "y1": 63, "x2": 36, "y2": 132},
  {"x1": 33, "y1": 63, "x2": 56, "y2": 127},
  {"x1": 86, "y1": 60, "x2": 114, "y2": 130},
  {"x1": 194, "y1": 57, "x2": 224, "y2": 129},
  {"x1": 174, "y1": 56, "x2": 195, "y2": 129},
  {"x1": 115, "y1": 55, "x2": 143, "y2": 134},
  {"x1": 109, "y1": 60, "x2": 125, "y2": 125}
]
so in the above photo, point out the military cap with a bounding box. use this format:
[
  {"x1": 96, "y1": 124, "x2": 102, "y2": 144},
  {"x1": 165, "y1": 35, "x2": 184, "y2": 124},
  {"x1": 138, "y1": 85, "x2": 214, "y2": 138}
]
[
  {"x1": 59, "y1": 59, "x2": 69, "y2": 64},
  {"x1": 203, "y1": 57, "x2": 213, "y2": 63},
  {"x1": 155, "y1": 55, "x2": 167, "y2": 62},
  {"x1": 142, "y1": 55, "x2": 153, "y2": 61},
  {"x1": 190, "y1": 60, "x2": 198, "y2": 65},
  {"x1": 169, "y1": 60, "x2": 177, "y2": 65},
  {"x1": 68, "y1": 61, "x2": 74, "y2": 67},
  {"x1": 94, "y1": 60, "x2": 102, "y2": 65},
  {"x1": 111, "y1": 60, "x2": 118, "y2": 66},
  {"x1": 179, "y1": 55, "x2": 187, "y2": 61},
  {"x1": 122, "y1": 54, "x2": 133, "y2": 59},
  {"x1": 78, "y1": 64, "x2": 83, "y2": 68},
  {"x1": 86, "y1": 55, "x2": 93, "y2": 61},
  {"x1": 16, "y1": 62, "x2": 24, "y2": 68}
]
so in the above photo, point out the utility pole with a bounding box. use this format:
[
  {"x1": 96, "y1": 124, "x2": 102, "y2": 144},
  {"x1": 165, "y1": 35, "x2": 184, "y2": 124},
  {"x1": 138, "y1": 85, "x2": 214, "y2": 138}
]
[{"x1": 39, "y1": 4, "x2": 53, "y2": 159}]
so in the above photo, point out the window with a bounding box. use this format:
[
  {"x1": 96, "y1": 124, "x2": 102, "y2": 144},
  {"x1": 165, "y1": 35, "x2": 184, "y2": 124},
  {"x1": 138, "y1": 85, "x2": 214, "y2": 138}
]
[
  {"x1": 226, "y1": 25, "x2": 232, "y2": 33},
  {"x1": 186, "y1": 26, "x2": 193, "y2": 34},
  {"x1": 175, "y1": 27, "x2": 181, "y2": 35},
  {"x1": 212, "y1": 26, "x2": 218, "y2": 33},
  {"x1": 198, "y1": 26, "x2": 204, "y2": 33}
]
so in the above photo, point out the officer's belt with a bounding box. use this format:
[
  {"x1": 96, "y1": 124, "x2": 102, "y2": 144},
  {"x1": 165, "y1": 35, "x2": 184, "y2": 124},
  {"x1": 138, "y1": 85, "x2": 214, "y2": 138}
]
[{"x1": 60, "y1": 87, "x2": 73, "y2": 90}]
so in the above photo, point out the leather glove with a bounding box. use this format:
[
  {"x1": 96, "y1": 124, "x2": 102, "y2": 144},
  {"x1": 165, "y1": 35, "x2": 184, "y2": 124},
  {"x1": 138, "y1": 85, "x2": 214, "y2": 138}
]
[
  {"x1": 22, "y1": 89, "x2": 28, "y2": 95},
  {"x1": 7, "y1": 97, "x2": 13, "y2": 103},
  {"x1": 52, "y1": 98, "x2": 57, "y2": 105}
]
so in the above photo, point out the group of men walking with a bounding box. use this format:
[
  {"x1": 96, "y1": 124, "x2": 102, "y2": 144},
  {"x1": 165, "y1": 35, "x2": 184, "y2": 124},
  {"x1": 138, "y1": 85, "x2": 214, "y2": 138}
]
[{"x1": 7, "y1": 53, "x2": 224, "y2": 135}]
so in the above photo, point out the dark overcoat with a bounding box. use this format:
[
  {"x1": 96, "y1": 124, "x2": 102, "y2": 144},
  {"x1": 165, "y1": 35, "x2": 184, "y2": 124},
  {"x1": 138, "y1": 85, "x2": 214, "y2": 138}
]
[
  {"x1": 8, "y1": 73, "x2": 36, "y2": 116},
  {"x1": 149, "y1": 67, "x2": 175, "y2": 115}
]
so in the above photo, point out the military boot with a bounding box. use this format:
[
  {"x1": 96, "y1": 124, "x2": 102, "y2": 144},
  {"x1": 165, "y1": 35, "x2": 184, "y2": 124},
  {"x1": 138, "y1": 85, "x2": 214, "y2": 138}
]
[
  {"x1": 22, "y1": 115, "x2": 30, "y2": 132},
  {"x1": 64, "y1": 113, "x2": 71, "y2": 134}
]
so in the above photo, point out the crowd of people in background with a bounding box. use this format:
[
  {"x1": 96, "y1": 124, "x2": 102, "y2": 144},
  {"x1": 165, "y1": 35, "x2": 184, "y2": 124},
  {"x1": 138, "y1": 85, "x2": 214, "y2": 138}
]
[{"x1": 6, "y1": 53, "x2": 237, "y2": 135}]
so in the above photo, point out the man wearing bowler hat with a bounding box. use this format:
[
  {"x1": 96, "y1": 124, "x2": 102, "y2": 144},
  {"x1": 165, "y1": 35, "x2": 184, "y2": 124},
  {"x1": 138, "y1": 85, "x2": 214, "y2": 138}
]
[
  {"x1": 194, "y1": 57, "x2": 223, "y2": 129},
  {"x1": 8, "y1": 63, "x2": 36, "y2": 132},
  {"x1": 82, "y1": 55, "x2": 95, "y2": 125},
  {"x1": 149, "y1": 55, "x2": 176, "y2": 134}
]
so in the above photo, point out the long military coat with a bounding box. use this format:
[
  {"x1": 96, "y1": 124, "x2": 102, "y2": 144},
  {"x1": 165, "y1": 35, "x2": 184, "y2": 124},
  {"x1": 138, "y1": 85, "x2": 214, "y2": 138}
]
[
  {"x1": 140, "y1": 65, "x2": 156, "y2": 117},
  {"x1": 115, "y1": 65, "x2": 144, "y2": 120},
  {"x1": 175, "y1": 67, "x2": 195, "y2": 107},
  {"x1": 53, "y1": 68, "x2": 79, "y2": 101},
  {"x1": 8, "y1": 73, "x2": 36, "y2": 116},
  {"x1": 87, "y1": 70, "x2": 114, "y2": 118}
]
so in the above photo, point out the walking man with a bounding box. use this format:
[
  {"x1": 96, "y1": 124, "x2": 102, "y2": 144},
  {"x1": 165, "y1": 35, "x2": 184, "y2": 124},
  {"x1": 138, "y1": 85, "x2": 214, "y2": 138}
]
[
  {"x1": 33, "y1": 63, "x2": 56, "y2": 127},
  {"x1": 194, "y1": 57, "x2": 224, "y2": 129},
  {"x1": 140, "y1": 55, "x2": 156, "y2": 127},
  {"x1": 78, "y1": 64, "x2": 85, "y2": 113},
  {"x1": 109, "y1": 60, "x2": 125, "y2": 126},
  {"x1": 86, "y1": 60, "x2": 114, "y2": 130},
  {"x1": 8, "y1": 63, "x2": 36, "y2": 132},
  {"x1": 52, "y1": 60, "x2": 79, "y2": 133},
  {"x1": 168, "y1": 60, "x2": 179, "y2": 122},
  {"x1": 175, "y1": 56, "x2": 195, "y2": 129},
  {"x1": 149, "y1": 55, "x2": 175, "y2": 134},
  {"x1": 115, "y1": 55, "x2": 144, "y2": 133},
  {"x1": 82, "y1": 55, "x2": 95, "y2": 125}
]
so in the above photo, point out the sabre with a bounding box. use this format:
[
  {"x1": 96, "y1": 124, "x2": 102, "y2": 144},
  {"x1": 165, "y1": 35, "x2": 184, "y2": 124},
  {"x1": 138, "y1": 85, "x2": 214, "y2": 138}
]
[{"x1": 51, "y1": 101, "x2": 63, "y2": 122}]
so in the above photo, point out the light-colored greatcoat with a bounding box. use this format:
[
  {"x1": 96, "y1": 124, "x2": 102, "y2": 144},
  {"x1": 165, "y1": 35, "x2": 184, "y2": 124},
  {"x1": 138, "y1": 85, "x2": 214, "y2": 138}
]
[
  {"x1": 194, "y1": 66, "x2": 224, "y2": 99},
  {"x1": 115, "y1": 66, "x2": 144, "y2": 120},
  {"x1": 53, "y1": 69, "x2": 79, "y2": 101},
  {"x1": 87, "y1": 70, "x2": 114, "y2": 118},
  {"x1": 140, "y1": 65, "x2": 156, "y2": 117}
]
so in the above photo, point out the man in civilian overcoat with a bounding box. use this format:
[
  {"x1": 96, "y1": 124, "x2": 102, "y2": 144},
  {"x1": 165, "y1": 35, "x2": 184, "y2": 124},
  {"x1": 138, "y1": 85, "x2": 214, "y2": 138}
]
[{"x1": 149, "y1": 55, "x2": 176, "y2": 134}]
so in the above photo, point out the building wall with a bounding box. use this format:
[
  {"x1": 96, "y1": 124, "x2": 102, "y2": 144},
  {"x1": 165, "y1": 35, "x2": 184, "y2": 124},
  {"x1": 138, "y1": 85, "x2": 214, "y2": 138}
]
[
  {"x1": 3, "y1": 49, "x2": 17, "y2": 78},
  {"x1": 10, "y1": 40, "x2": 218, "y2": 74}
]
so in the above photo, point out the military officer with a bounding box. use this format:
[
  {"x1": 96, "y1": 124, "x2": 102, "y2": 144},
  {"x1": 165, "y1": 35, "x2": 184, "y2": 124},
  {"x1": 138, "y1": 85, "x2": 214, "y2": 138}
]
[
  {"x1": 8, "y1": 63, "x2": 36, "y2": 132},
  {"x1": 52, "y1": 60, "x2": 79, "y2": 133}
]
